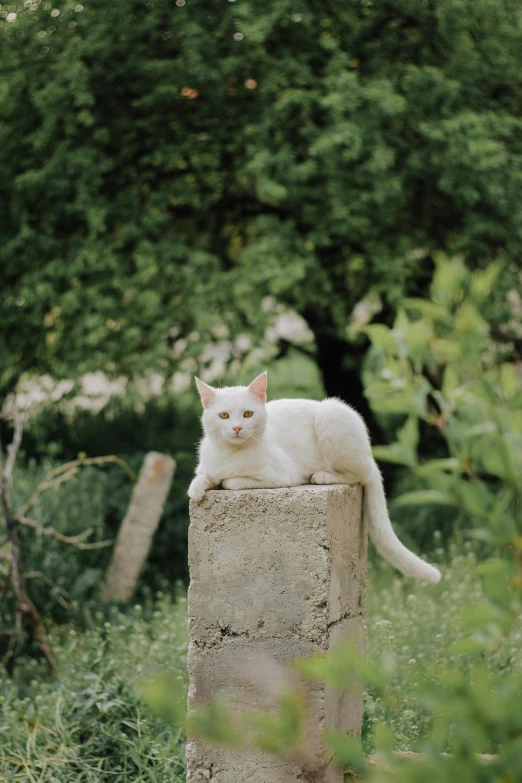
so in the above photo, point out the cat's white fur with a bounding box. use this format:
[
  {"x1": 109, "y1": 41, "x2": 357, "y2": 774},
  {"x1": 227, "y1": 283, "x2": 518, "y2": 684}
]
[{"x1": 188, "y1": 371, "x2": 441, "y2": 584}]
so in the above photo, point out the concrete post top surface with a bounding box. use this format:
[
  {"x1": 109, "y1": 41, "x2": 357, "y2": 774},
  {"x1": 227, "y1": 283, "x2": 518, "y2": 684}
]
[
  {"x1": 189, "y1": 484, "x2": 363, "y2": 534},
  {"x1": 190, "y1": 482, "x2": 360, "y2": 504},
  {"x1": 200, "y1": 484, "x2": 355, "y2": 494}
]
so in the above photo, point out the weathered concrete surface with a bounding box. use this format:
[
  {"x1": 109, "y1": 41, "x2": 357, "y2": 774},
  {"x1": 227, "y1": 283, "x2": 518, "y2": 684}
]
[{"x1": 187, "y1": 485, "x2": 367, "y2": 783}]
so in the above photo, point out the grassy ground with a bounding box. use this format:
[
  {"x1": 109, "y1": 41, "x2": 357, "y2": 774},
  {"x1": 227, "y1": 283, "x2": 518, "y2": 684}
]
[
  {"x1": 0, "y1": 594, "x2": 188, "y2": 782},
  {"x1": 364, "y1": 541, "x2": 522, "y2": 753},
  {"x1": 2, "y1": 546, "x2": 520, "y2": 781}
]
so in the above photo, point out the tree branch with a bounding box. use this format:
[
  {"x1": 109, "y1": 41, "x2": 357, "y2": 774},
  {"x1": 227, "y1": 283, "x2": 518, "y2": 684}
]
[
  {"x1": 0, "y1": 552, "x2": 12, "y2": 602},
  {"x1": 24, "y1": 571, "x2": 74, "y2": 608},
  {"x1": 16, "y1": 515, "x2": 112, "y2": 550},
  {"x1": 18, "y1": 455, "x2": 135, "y2": 517},
  {"x1": 0, "y1": 408, "x2": 57, "y2": 676},
  {"x1": 1, "y1": 402, "x2": 23, "y2": 484},
  {"x1": 276, "y1": 338, "x2": 317, "y2": 362}
]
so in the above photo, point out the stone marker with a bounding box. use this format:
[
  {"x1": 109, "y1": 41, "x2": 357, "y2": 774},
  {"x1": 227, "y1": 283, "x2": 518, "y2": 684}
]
[
  {"x1": 187, "y1": 484, "x2": 367, "y2": 783},
  {"x1": 102, "y1": 451, "x2": 175, "y2": 602}
]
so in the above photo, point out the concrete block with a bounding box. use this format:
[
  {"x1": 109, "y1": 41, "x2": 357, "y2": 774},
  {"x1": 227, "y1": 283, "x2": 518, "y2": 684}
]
[{"x1": 187, "y1": 485, "x2": 366, "y2": 782}]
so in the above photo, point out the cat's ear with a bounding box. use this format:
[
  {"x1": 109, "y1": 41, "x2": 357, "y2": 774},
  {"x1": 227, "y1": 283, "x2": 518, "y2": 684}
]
[
  {"x1": 248, "y1": 371, "x2": 267, "y2": 403},
  {"x1": 195, "y1": 377, "x2": 216, "y2": 409}
]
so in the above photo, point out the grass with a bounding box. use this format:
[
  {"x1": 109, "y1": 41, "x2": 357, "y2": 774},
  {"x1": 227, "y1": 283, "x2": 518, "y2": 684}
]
[
  {"x1": 1, "y1": 545, "x2": 520, "y2": 781},
  {"x1": 0, "y1": 593, "x2": 188, "y2": 782},
  {"x1": 364, "y1": 540, "x2": 522, "y2": 753}
]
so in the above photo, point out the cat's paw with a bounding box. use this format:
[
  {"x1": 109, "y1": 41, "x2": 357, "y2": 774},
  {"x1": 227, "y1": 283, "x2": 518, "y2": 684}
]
[
  {"x1": 222, "y1": 477, "x2": 249, "y2": 490},
  {"x1": 188, "y1": 475, "x2": 213, "y2": 502},
  {"x1": 311, "y1": 471, "x2": 342, "y2": 485}
]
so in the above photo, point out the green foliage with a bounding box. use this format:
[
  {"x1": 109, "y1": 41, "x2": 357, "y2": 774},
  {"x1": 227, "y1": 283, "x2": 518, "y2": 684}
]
[
  {"x1": 363, "y1": 255, "x2": 522, "y2": 551},
  {"x1": 0, "y1": 593, "x2": 188, "y2": 782},
  {"x1": 2, "y1": 0, "x2": 522, "y2": 394},
  {"x1": 341, "y1": 257, "x2": 522, "y2": 776},
  {"x1": 2, "y1": 461, "x2": 124, "y2": 627},
  {"x1": 187, "y1": 697, "x2": 242, "y2": 749},
  {"x1": 363, "y1": 548, "x2": 522, "y2": 755}
]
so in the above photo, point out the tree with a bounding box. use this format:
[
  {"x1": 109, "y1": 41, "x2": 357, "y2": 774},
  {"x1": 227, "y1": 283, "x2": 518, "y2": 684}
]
[{"x1": 2, "y1": 0, "x2": 522, "y2": 434}]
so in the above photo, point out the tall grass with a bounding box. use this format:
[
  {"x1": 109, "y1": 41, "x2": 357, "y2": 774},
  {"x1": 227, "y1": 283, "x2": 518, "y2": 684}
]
[
  {"x1": 2, "y1": 545, "x2": 521, "y2": 781},
  {"x1": 0, "y1": 593, "x2": 188, "y2": 782},
  {"x1": 364, "y1": 542, "x2": 522, "y2": 753}
]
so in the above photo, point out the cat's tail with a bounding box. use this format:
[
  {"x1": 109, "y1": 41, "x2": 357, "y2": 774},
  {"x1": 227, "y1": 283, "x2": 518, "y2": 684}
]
[{"x1": 364, "y1": 465, "x2": 441, "y2": 584}]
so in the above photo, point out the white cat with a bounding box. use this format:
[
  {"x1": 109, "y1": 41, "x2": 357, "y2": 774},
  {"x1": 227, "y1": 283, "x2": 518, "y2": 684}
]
[{"x1": 188, "y1": 371, "x2": 441, "y2": 584}]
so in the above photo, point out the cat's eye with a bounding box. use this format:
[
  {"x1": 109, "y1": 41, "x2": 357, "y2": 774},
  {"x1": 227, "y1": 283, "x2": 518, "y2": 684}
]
[
  {"x1": 219, "y1": 412, "x2": 229, "y2": 419},
  {"x1": 244, "y1": 410, "x2": 254, "y2": 418}
]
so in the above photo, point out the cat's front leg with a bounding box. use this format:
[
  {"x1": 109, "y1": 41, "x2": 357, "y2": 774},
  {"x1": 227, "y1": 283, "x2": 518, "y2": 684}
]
[{"x1": 188, "y1": 473, "x2": 215, "y2": 502}]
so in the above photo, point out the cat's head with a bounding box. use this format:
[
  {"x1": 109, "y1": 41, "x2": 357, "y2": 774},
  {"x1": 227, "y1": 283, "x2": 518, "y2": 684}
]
[{"x1": 194, "y1": 371, "x2": 267, "y2": 446}]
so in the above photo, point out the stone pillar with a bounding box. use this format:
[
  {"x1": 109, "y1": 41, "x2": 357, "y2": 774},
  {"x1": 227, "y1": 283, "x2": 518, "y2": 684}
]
[
  {"x1": 187, "y1": 485, "x2": 366, "y2": 783},
  {"x1": 102, "y1": 452, "x2": 175, "y2": 602}
]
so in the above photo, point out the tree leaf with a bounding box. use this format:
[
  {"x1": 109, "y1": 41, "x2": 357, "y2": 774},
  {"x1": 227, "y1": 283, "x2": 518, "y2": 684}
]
[
  {"x1": 363, "y1": 324, "x2": 398, "y2": 354},
  {"x1": 393, "y1": 490, "x2": 455, "y2": 507}
]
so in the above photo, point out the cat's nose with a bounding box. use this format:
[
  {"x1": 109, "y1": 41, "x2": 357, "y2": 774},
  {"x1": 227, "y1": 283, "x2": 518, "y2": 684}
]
[{"x1": 232, "y1": 426, "x2": 242, "y2": 433}]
